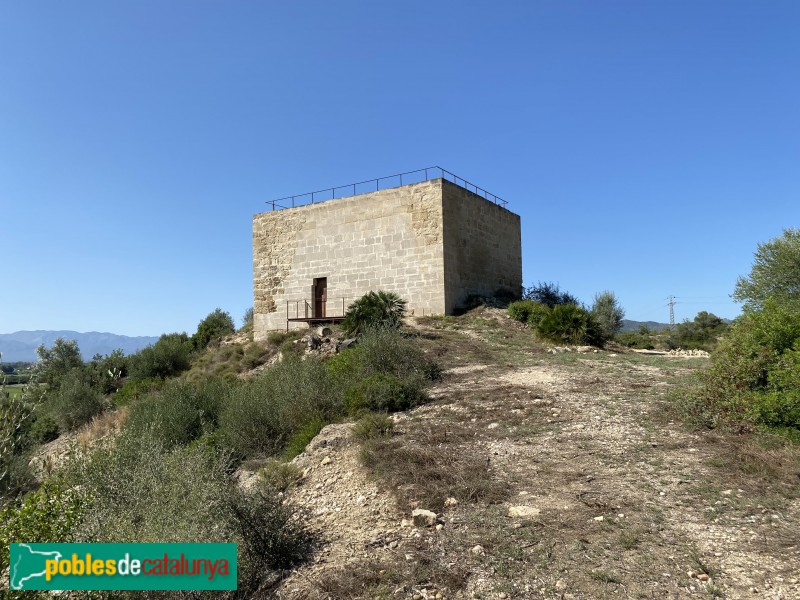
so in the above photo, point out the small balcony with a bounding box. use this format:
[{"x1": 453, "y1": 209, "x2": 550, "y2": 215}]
[{"x1": 285, "y1": 297, "x2": 351, "y2": 330}]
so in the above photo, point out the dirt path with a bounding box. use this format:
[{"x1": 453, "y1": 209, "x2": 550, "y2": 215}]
[{"x1": 275, "y1": 317, "x2": 800, "y2": 600}]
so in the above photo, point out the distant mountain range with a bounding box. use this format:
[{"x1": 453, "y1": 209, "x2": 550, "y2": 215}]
[
  {"x1": 0, "y1": 331, "x2": 159, "y2": 363},
  {"x1": 619, "y1": 320, "x2": 672, "y2": 333}
]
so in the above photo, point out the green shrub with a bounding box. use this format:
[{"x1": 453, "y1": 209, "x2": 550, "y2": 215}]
[
  {"x1": 52, "y1": 371, "x2": 105, "y2": 431},
  {"x1": 341, "y1": 291, "x2": 407, "y2": 337},
  {"x1": 1, "y1": 479, "x2": 88, "y2": 573},
  {"x1": 29, "y1": 413, "x2": 59, "y2": 443},
  {"x1": 71, "y1": 431, "x2": 235, "y2": 544},
  {"x1": 768, "y1": 344, "x2": 800, "y2": 389},
  {"x1": 0, "y1": 387, "x2": 42, "y2": 498},
  {"x1": 344, "y1": 374, "x2": 426, "y2": 415},
  {"x1": 536, "y1": 303, "x2": 593, "y2": 345},
  {"x1": 229, "y1": 482, "x2": 313, "y2": 572},
  {"x1": 242, "y1": 307, "x2": 254, "y2": 330},
  {"x1": 194, "y1": 308, "x2": 236, "y2": 350},
  {"x1": 747, "y1": 390, "x2": 800, "y2": 430},
  {"x1": 523, "y1": 281, "x2": 580, "y2": 308},
  {"x1": 332, "y1": 328, "x2": 440, "y2": 386},
  {"x1": 281, "y1": 338, "x2": 304, "y2": 358},
  {"x1": 128, "y1": 332, "x2": 194, "y2": 380},
  {"x1": 353, "y1": 412, "x2": 395, "y2": 441},
  {"x1": 267, "y1": 330, "x2": 300, "y2": 347},
  {"x1": 87, "y1": 349, "x2": 128, "y2": 394},
  {"x1": 667, "y1": 311, "x2": 728, "y2": 350},
  {"x1": 692, "y1": 300, "x2": 800, "y2": 437},
  {"x1": 113, "y1": 377, "x2": 162, "y2": 405},
  {"x1": 590, "y1": 291, "x2": 625, "y2": 340},
  {"x1": 68, "y1": 422, "x2": 311, "y2": 592},
  {"x1": 616, "y1": 326, "x2": 657, "y2": 349},
  {"x1": 284, "y1": 416, "x2": 326, "y2": 459},
  {"x1": 125, "y1": 379, "x2": 225, "y2": 450},
  {"x1": 216, "y1": 344, "x2": 242, "y2": 362},
  {"x1": 733, "y1": 227, "x2": 800, "y2": 311},
  {"x1": 242, "y1": 343, "x2": 269, "y2": 369},
  {"x1": 218, "y1": 357, "x2": 335, "y2": 459},
  {"x1": 50, "y1": 368, "x2": 317, "y2": 592},
  {"x1": 526, "y1": 302, "x2": 552, "y2": 328},
  {"x1": 508, "y1": 300, "x2": 544, "y2": 323}
]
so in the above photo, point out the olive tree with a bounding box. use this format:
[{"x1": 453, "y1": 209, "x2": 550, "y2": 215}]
[{"x1": 34, "y1": 338, "x2": 83, "y2": 389}]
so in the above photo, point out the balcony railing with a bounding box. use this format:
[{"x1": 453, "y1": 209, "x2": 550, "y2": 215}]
[
  {"x1": 266, "y1": 166, "x2": 508, "y2": 211},
  {"x1": 286, "y1": 297, "x2": 355, "y2": 328}
]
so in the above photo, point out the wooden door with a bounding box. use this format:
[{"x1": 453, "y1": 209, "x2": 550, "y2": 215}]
[{"x1": 313, "y1": 278, "x2": 327, "y2": 318}]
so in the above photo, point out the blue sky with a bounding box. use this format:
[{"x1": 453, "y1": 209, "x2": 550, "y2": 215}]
[{"x1": 1, "y1": 1, "x2": 798, "y2": 336}]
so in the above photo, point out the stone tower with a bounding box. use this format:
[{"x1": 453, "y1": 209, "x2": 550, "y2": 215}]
[{"x1": 253, "y1": 176, "x2": 522, "y2": 339}]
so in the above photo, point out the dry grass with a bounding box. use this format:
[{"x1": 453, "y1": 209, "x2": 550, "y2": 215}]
[
  {"x1": 710, "y1": 432, "x2": 800, "y2": 494},
  {"x1": 186, "y1": 340, "x2": 275, "y2": 381},
  {"x1": 290, "y1": 307, "x2": 800, "y2": 599},
  {"x1": 360, "y1": 421, "x2": 509, "y2": 510},
  {"x1": 76, "y1": 406, "x2": 129, "y2": 450},
  {"x1": 316, "y1": 537, "x2": 469, "y2": 599}
]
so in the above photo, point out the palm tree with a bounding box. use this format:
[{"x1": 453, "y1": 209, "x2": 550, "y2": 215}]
[{"x1": 341, "y1": 291, "x2": 408, "y2": 337}]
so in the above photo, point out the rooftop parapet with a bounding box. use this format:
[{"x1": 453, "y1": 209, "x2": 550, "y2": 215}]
[{"x1": 265, "y1": 166, "x2": 508, "y2": 211}]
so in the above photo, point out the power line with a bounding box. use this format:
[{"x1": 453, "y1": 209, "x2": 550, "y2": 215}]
[{"x1": 678, "y1": 301, "x2": 737, "y2": 305}]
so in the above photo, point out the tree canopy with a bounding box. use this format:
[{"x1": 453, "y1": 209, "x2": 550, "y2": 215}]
[
  {"x1": 193, "y1": 309, "x2": 236, "y2": 349},
  {"x1": 35, "y1": 338, "x2": 83, "y2": 389},
  {"x1": 590, "y1": 291, "x2": 625, "y2": 340},
  {"x1": 734, "y1": 228, "x2": 800, "y2": 311}
]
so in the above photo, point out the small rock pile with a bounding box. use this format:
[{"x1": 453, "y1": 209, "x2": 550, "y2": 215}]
[
  {"x1": 666, "y1": 348, "x2": 710, "y2": 357},
  {"x1": 291, "y1": 326, "x2": 357, "y2": 357},
  {"x1": 548, "y1": 346, "x2": 600, "y2": 354}
]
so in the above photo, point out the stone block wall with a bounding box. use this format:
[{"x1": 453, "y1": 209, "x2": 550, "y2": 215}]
[
  {"x1": 253, "y1": 178, "x2": 522, "y2": 339},
  {"x1": 253, "y1": 180, "x2": 446, "y2": 337},
  {"x1": 441, "y1": 179, "x2": 523, "y2": 312}
]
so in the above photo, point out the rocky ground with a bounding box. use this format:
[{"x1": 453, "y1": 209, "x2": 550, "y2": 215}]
[{"x1": 259, "y1": 309, "x2": 799, "y2": 600}]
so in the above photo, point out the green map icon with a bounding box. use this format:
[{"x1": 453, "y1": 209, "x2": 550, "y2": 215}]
[{"x1": 9, "y1": 544, "x2": 63, "y2": 590}]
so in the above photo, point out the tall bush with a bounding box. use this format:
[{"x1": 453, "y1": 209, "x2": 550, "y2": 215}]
[
  {"x1": 51, "y1": 370, "x2": 105, "y2": 431},
  {"x1": 87, "y1": 349, "x2": 128, "y2": 395},
  {"x1": 694, "y1": 299, "x2": 800, "y2": 435},
  {"x1": 522, "y1": 281, "x2": 580, "y2": 308},
  {"x1": 590, "y1": 291, "x2": 625, "y2": 341},
  {"x1": 0, "y1": 383, "x2": 43, "y2": 499},
  {"x1": 68, "y1": 401, "x2": 313, "y2": 591},
  {"x1": 124, "y1": 379, "x2": 225, "y2": 449},
  {"x1": 688, "y1": 229, "x2": 800, "y2": 437},
  {"x1": 194, "y1": 308, "x2": 236, "y2": 349},
  {"x1": 327, "y1": 327, "x2": 440, "y2": 389},
  {"x1": 242, "y1": 307, "x2": 254, "y2": 330},
  {"x1": 218, "y1": 356, "x2": 335, "y2": 459},
  {"x1": 343, "y1": 373, "x2": 426, "y2": 415},
  {"x1": 128, "y1": 332, "x2": 194, "y2": 380}
]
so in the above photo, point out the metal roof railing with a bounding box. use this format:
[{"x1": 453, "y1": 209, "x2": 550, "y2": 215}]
[{"x1": 266, "y1": 166, "x2": 508, "y2": 211}]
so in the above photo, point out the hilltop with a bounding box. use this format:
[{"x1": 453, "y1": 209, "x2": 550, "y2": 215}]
[
  {"x1": 6, "y1": 308, "x2": 799, "y2": 599},
  {"x1": 262, "y1": 308, "x2": 799, "y2": 599}
]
